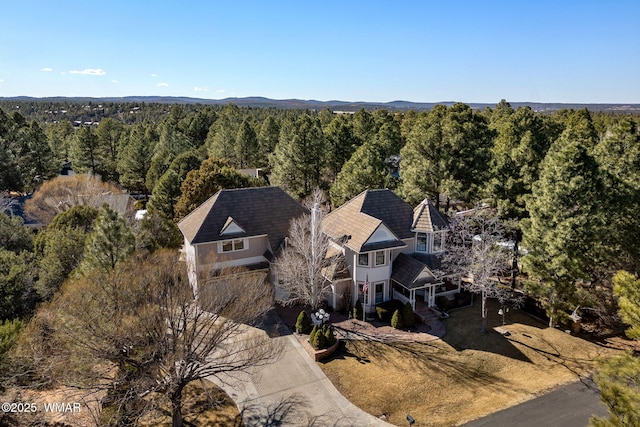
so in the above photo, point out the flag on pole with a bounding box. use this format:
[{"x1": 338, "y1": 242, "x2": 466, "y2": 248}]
[{"x1": 363, "y1": 274, "x2": 369, "y2": 294}]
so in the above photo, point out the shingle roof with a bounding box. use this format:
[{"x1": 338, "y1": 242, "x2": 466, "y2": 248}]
[
  {"x1": 412, "y1": 199, "x2": 449, "y2": 232},
  {"x1": 391, "y1": 253, "x2": 438, "y2": 289},
  {"x1": 178, "y1": 187, "x2": 308, "y2": 251},
  {"x1": 322, "y1": 189, "x2": 414, "y2": 252}
]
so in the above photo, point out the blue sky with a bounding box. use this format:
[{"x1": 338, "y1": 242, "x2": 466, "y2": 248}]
[{"x1": 1, "y1": 1, "x2": 638, "y2": 103}]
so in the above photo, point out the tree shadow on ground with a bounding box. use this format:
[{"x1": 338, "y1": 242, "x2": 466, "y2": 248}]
[
  {"x1": 237, "y1": 393, "x2": 365, "y2": 427},
  {"x1": 251, "y1": 308, "x2": 293, "y2": 338},
  {"x1": 439, "y1": 298, "x2": 549, "y2": 362}
]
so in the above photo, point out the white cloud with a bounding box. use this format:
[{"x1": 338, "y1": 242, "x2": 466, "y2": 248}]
[
  {"x1": 41, "y1": 67, "x2": 53, "y2": 72},
  {"x1": 0, "y1": 79, "x2": 4, "y2": 83},
  {"x1": 216, "y1": 89, "x2": 226, "y2": 93},
  {"x1": 150, "y1": 73, "x2": 157, "y2": 77},
  {"x1": 111, "y1": 80, "x2": 118, "y2": 84},
  {"x1": 69, "y1": 68, "x2": 106, "y2": 75},
  {"x1": 157, "y1": 82, "x2": 169, "y2": 87},
  {"x1": 194, "y1": 86, "x2": 209, "y2": 92}
]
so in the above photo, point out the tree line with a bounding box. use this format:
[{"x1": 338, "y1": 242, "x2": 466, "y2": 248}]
[{"x1": 1, "y1": 99, "x2": 639, "y2": 425}]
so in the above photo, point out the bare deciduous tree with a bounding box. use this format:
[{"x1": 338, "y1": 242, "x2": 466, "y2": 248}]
[
  {"x1": 8, "y1": 250, "x2": 280, "y2": 427},
  {"x1": 24, "y1": 174, "x2": 134, "y2": 225},
  {"x1": 443, "y1": 207, "x2": 523, "y2": 333},
  {"x1": 273, "y1": 189, "x2": 344, "y2": 310}
]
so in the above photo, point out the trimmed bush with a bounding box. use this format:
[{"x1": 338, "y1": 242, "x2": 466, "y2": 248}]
[
  {"x1": 309, "y1": 325, "x2": 318, "y2": 346},
  {"x1": 402, "y1": 302, "x2": 416, "y2": 328},
  {"x1": 311, "y1": 327, "x2": 326, "y2": 350},
  {"x1": 323, "y1": 324, "x2": 337, "y2": 347},
  {"x1": 375, "y1": 300, "x2": 405, "y2": 322},
  {"x1": 295, "y1": 310, "x2": 312, "y2": 334},
  {"x1": 391, "y1": 309, "x2": 404, "y2": 329},
  {"x1": 354, "y1": 299, "x2": 363, "y2": 320}
]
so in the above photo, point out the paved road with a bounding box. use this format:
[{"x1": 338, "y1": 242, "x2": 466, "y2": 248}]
[
  {"x1": 209, "y1": 312, "x2": 390, "y2": 426},
  {"x1": 461, "y1": 379, "x2": 609, "y2": 427}
]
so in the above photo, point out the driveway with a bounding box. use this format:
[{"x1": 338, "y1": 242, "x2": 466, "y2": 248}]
[
  {"x1": 461, "y1": 379, "x2": 608, "y2": 427},
  {"x1": 209, "y1": 311, "x2": 390, "y2": 426}
]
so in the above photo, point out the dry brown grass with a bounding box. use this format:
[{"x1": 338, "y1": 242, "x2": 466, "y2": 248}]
[
  {"x1": 139, "y1": 379, "x2": 242, "y2": 427},
  {"x1": 319, "y1": 299, "x2": 623, "y2": 426}
]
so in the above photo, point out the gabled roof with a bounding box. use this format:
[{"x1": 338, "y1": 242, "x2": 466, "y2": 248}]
[
  {"x1": 391, "y1": 253, "x2": 439, "y2": 289},
  {"x1": 412, "y1": 198, "x2": 449, "y2": 232},
  {"x1": 322, "y1": 189, "x2": 414, "y2": 253},
  {"x1": 178, "y1": 187, "x2": 308, "y2": 251}
]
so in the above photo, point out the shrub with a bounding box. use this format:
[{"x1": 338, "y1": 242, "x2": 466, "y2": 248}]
[
  {"x1": 310, "y1": 324, "x2": 326, "y2": 350},
  {"x1": 375, "y1": 300, "x2": 404, "y2": 322},
  {"x1": 0, "y1": 319, "x2": 24, "y2": 356},
  {"x1": 354, "y1": 299, "x2": 363, "y2": 320},
  {"x1": 391, "y1": 309, "x2": 404, "y2": 329},
  {"x1": 402, "y1": 302, "x2": 416, "y2": 328},
  {"x1": 309, "y1": 325, "x2": 318, "y2": 346},
  {"x1": 295, "y1": 310, "x2": 312, "y2": 334},
  {"x1": 323, "y1": 324, "x2": 337, "y2": 347}
]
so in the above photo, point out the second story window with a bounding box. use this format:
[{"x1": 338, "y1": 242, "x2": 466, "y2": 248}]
[
  {"x1": 433, "y1": 232, "x2": 445, "y2": 252},
  {"x1": 416, "y1": 233, "x2": 427, "y2": 252},
  {"x1": 358, "y1": 253, "x2": 369, "y2": 266},
  {"x1": 375, "y1": 250, "x2": 385, "y2": 266},
  {"x1": 220, "y1": 239, "x2": 246, "y2": 252}
]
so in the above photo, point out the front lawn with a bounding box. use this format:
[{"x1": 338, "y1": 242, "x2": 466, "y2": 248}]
[{"x1": 319, "y1": 299, "x2": 622, "y2": 426}]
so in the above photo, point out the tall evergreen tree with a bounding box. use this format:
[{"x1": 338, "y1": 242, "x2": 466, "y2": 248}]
[
  {"x1": 270, "y1": 114, "x2": 327, "y2": 199},
  {"x1": 16, "y1": 121, "x2": 58, "y2": 190},
  {"x1": 69, "y1": 125, "x2": 101, "y2": 174},
  {"x1": 487, "y1": 106, "x2": 553, "y2": 219},
  {"x1": 81, "y1": 204, "x2": 135, "y2": 273},
  {"x1": 96, "y1": 118, "x2": 125, "y2": 182},
  {"x1": 521, "y1": 110, "x2": 604, "y2": 326},
  {"x1": 400, "y1": 103, "x2": 491, "y2": 209},
  {"x1": 329, "y1": 121, "x2": 401, "y2": 207},
  {"x1": 593, "y1": 117, "x2": 640, "y2": 271},
  {"x1": 235, "y1": 118, "x2": 258, "y2": 168},
  {"x1": 257, "y1": 115, "x2": 280, "y2": 167},
  {"x1": 147, "y1": 169, "x2": 181, "y2": 220},
  {"x1": 324, "y1": 114, "x2": 358, "y2": 182},
  {"x1": 117, "y1": 124, "x2": 156, "y2": 193}
]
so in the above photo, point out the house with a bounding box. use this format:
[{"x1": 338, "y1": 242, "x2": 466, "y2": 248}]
[
  {"x1": 177, "y1": 186, "x2": 308, "y2": 296},
  {"x1": 321, "y1": 189, "x2": 459, "y2": 314}
]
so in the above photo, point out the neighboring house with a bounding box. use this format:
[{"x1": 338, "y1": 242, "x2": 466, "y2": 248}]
[
  {"x1": 177, "y1": 186, "x2": 308, "y2": 296},
  {"x1": 321, "y1": 189, "x2": 459, "y2": 313}
]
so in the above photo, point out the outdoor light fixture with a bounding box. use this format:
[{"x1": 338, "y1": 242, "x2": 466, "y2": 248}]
[
  {"x1": 498, "y1": 307, "x2": 509, "y2": 326},
  {"x1": 315, "y1": 308, "x2": 330, "y2": 324},
  {"x1": 406, "y1": 414, "x2": 415, "y2": 425}
]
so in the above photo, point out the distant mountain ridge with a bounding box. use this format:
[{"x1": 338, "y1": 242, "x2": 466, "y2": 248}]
[{"x1": 2, "y1": 96, "x2": 639, "y2": 113}]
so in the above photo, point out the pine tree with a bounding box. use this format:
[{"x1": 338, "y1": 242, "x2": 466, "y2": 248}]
[
  {"x1": 117, "y1": 124, "x2": 156, "y2": 193},
  {"x1": 522, "y1": 110, "x2": 604, "y2": 326},
  {"x1": 235, "y1": 118, "x2": 258, "y2": 168},
  {"x1": 400, "y1": 103, "x2": 491, "y2": 209},
  {"x1": 82, "y1": 204, "x2": 135, "y2": 273},
  {"x1": 270, "y1": 115, "x2": 327, "y2": 199},
  {"x1": 148, "y1": 169, "x2": 181, "y2": 220},
  {"x1": 591, "y1": 271, "x2": 640, "y2": 427}
]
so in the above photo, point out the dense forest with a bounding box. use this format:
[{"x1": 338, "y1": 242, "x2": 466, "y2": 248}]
[{"x1": 1, "y1": 99, "x2": 640, "y2": 425}]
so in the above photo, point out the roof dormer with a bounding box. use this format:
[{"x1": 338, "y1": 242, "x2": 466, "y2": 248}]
[{"x1": 219, "y1": 216, "x2": 246, "y2": 236}]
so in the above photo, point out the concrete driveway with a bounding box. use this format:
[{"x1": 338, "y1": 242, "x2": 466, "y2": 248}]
[{"x1": 209, "y1": 312, "x2": 390, "y2": 426}]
